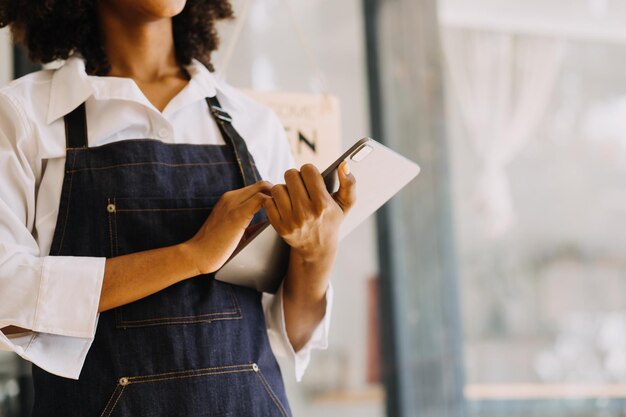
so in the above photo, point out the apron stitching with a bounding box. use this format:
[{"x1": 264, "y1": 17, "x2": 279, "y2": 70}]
[
  {"x1": 116, "y1": 316, "x2": 242, "y2": 328},
  {"x1": 56, "y1": 151, "x2": 78, "y2": 255},
  {"x1": 106, "y1": 385, "x2": 125, "y2": 417},
  {"x1": 107, "y1": 198, "x2": 114, "y2": 257},
  {"x1": 227, "y1": 285, "x2": 243, "y2": 318},
  {"x1": 256, "y1": 369, "x2": 289, "y2": 417},
  {"x1": 114, "y1": 207, "x2": 214, "y2": 213},
  {"x1": 118, "y1": 310, "x2": 240, "y2": 324},
  {"x1": 70, "y1": 139, "x2": 231, "y2": 152},
  {"x1": 113, "y1": 198, "x2": 118, "y2": 257},
  {"x1": 99, "y1": 385, "x2": 124, "y2": 417},
  {"x1": 247, "y1": 153, "x2": 259, "y2": 182},
  {"x1": 129, "y1": 368, "x2": 253, "y2": 385},
  {"x1": 67, "y1": 161, "x2": 235, "y2": 174},
  {"x1": 127, "y1": 364, "x2": 253, "y2": 382}
]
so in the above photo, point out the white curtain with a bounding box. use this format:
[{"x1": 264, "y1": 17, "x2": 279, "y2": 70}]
[{"x1": 443, "y1": 28, "x2": 565, "y2": 237}]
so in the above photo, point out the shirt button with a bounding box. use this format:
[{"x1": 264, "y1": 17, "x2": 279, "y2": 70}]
[{"x1": 158, "y1": 128, "x2": 169, "y2": 138}]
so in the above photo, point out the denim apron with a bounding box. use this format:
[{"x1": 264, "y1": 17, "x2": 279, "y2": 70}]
[{"x1": 31, "y1": 97, "x2": 292, "y2": 417}]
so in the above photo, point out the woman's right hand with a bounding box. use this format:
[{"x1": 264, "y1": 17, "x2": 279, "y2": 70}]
[{"x1": 182, "y1": 180, "x2": 273, "y2": 275}]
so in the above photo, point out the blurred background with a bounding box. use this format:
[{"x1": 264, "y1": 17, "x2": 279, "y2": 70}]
[{"x1": 1, "y1": 0, "x2": 626, "y2": 416}]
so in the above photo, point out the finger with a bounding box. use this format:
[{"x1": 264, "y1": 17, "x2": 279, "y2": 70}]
[
  {"x1": 271, "y1": 184, "x2": 292, "y2": 219},
  {"x1": 228, "y1": 180, "x2": 274, "y2": 202},
  {"x1": 299, "y1": 164, "x2": 331, "y2": 208},
  {"x1": 247, "y1": 180, "x2": 274, "y2": 194},
  {"x1": 284, "y1": 168, "x2": 311, "y2": 217},
  {"x1": 263, "y1": 198, "x2": 286, "y2": 235},
  {"x1": 240, "y1": 193, "x2": 272, "y2": 217},
  {"x1": 333, "y1": 161, "x2": 356, "y2": 212}
]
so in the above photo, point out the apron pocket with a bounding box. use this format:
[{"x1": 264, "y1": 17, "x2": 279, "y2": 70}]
[
  {"x1": 100, "y1": 363, "x2": 290, "y2": 417},
  {"x1": 113, "y1": 277, "x2": 242, "y2": 328},
  {"x1": 106, "y1": 196, "x2": 243, "y2": 328},
  {"x1": 106, "y1": 196, "x2": 221, "y2": 257}
]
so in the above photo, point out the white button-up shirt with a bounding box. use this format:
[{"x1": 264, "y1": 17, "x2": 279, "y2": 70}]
[{"x1": 0, "y1": 56, "x2": 332, "y2": 381}]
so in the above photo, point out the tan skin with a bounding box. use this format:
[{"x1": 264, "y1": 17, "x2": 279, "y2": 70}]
[{"x1": 2, "y1": 0, "x2": 356, "y2": 352}]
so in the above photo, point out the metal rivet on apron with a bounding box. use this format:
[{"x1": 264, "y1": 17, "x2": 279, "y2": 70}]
[
  {"x1": 252, "y1": 363, "x2": 259, "y2": 372},
  {"x1": 107, "y1": 203, "x2": 116, "y2": 213},
  {"x1": 119, "y1": 377, "x2": 129, "y2": 386}
]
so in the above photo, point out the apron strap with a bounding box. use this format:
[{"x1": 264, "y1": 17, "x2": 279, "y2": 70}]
[
  {"x1": 206, "y1": 96, "x2": 259, "y2": 187},
  {"x1": 64, "y1": 103, "x2": 88, "y2": 149}
]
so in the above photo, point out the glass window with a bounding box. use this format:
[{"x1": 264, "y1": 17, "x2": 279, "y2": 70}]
[{"x1": 441, "y1": 3, "x2": 626, "y2": 415}]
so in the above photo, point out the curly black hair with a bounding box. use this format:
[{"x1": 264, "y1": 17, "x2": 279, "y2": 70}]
[{"x1": 0, "y1": 0, "x2": 234, "y2": 75}]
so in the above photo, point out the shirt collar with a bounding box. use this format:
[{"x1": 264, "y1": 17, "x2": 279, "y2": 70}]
[
  {"x1": 46, "y1": 56, "x2": 230, "y2": 124},
  {"x1": 47, "y1": 57, "x2": 93, "y2": 124}
]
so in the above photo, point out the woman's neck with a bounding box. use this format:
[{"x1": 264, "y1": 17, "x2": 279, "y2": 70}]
[{"x1": 98, "y1": 3, "x2": 182, "y2": 82}]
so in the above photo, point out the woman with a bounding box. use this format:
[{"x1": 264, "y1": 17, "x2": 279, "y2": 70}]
[{"x1": 0, "y1": 0, "x2": 355, "y2": 415}]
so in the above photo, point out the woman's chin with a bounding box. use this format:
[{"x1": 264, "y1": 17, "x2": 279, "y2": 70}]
[
  {"x1": 142, "y1": 0, "x2": 187, "y2": 18},
  {"x1": 107, "y1": 0, "x2": 188, "y2": 20}
]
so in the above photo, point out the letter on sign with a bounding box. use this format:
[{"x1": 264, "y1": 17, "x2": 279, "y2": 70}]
[{"x1": 243, "y1": 90, "x2": 342, "y2": 170}]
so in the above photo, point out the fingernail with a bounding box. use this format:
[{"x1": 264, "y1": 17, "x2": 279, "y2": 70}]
[{"x1": 343, "y1": 162, "x2": 351, "y2": 175}]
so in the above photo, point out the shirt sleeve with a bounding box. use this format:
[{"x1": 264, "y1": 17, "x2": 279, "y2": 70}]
[
  {"x1": 262, "y1": 283, "x2": 334, "y2": 381},
  {"x1": 0, "y1": 91, "x2": 105, "y2": 379}
]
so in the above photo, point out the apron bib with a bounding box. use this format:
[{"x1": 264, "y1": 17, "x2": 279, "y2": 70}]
[{"x1": 31, "y1": 97, "x2": 292, "y2": 417}]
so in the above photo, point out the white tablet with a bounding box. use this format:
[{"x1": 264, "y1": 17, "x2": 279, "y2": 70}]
[{"x1": 215, "y1": 138, "x2": 420, "y2": 293}]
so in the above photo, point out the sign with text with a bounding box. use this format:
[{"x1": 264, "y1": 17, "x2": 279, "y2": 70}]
[{"x1": 242, "y1": 90, "x2": 342, "y2": 170}]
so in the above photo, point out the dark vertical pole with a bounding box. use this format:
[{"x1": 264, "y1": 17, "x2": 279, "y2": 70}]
[
  {"x1": 363, "y1": 0, "x2": 466, "y2": 416},
  {"x1": 363, "y1": 0, "x2": 401, "y2": 416}
]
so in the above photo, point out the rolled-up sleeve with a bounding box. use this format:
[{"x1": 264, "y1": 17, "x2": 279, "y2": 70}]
[
  {"x1": 0, "y1": 92, "x2": 104, "y2": 379},
  {"x1": 262, "y1": 283, "x2": 333, "y2": 382}
]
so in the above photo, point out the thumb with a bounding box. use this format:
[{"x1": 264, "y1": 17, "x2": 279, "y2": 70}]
[{"x1": 333, "y1": 160, "x2": 356, "y2": 212}]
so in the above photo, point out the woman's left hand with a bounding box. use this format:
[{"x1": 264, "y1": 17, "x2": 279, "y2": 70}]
[
  {"x1": 263, "y1": 161, "x2": 356, "y2": 261},
  {"x1": 264, "y1": 161, "x2": 355, "y2": 351}
]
